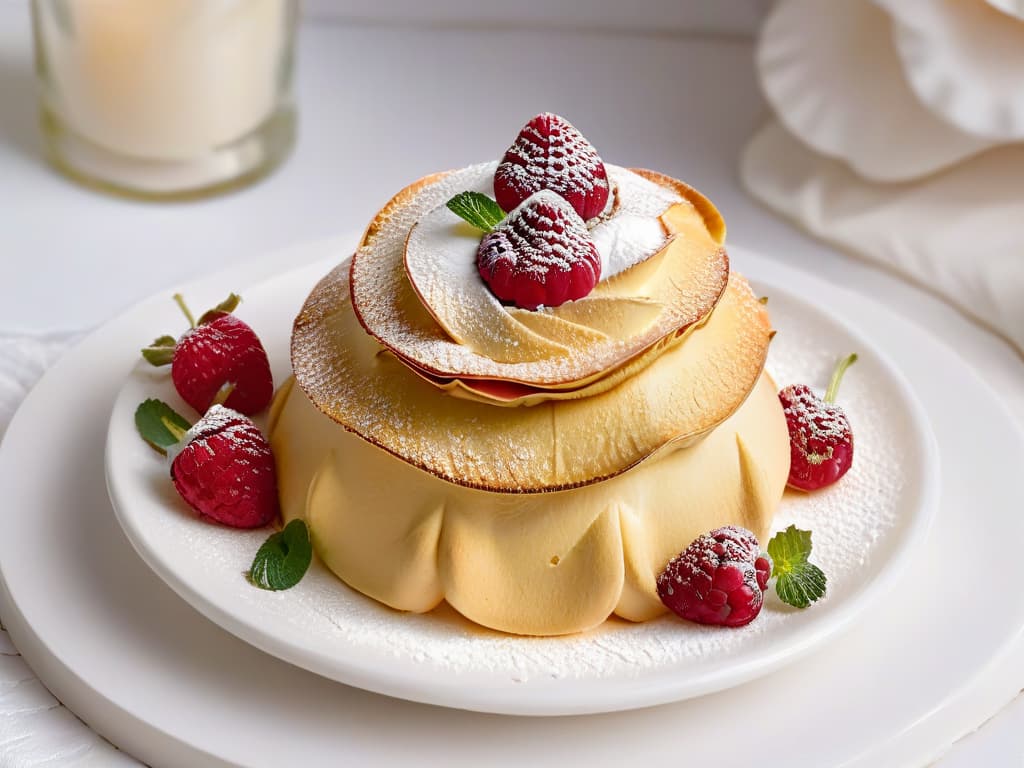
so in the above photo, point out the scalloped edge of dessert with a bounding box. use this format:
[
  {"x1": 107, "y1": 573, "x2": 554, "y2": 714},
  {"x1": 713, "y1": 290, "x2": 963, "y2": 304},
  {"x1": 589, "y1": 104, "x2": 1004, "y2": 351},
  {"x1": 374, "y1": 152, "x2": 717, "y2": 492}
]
[
  {"x1": 271, "y1": 367, "x2": 788, "y2": 635},
  {"x1": 291, "y1": 259, "x2": 772, "y2": 492}
]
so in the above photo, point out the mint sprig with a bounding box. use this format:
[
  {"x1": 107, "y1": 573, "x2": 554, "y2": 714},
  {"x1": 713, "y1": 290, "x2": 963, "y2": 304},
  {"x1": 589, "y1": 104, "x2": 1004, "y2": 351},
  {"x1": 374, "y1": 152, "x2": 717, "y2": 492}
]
[
  {"x1": 767, "y1": 525, "x2": 827, "y2": 609},
  {"x1": 135, "y1": 398, "x2": 191, "y2": 454},
  {"x1": 248, "y1": 519, "x2": 313, "y2": 591},
  {"x1": 446, "y1": 191, "x2": 505, "y2": 232}
]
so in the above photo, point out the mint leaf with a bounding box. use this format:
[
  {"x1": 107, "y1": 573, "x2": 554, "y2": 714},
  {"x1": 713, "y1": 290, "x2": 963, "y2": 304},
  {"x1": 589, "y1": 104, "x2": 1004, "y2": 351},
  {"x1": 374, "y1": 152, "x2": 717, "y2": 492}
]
[
  {"x1": 135, "y1": 399, "x2": 191, "y2": 454},
  {"x1": 768, "y1": 525, "x2": 813, "y2": 568},
  {"x1": 775, "y1": 561, "x2": 827, "y2": 609},
  {"x1": 141, "y1": 335, "x2": 176, "y2": 366},
  {"x1": 767, "y1": 525, "x2": 827, "y2": 609},
  {"x1": 446, "y1": 191, "x2": 505, "y2": 232},
  {"x1": 248, "y1": 519, "x2": 312, "y2": 591},
  {"x1": 197, "y1": 293, "x2": 242, "y2": 326}
]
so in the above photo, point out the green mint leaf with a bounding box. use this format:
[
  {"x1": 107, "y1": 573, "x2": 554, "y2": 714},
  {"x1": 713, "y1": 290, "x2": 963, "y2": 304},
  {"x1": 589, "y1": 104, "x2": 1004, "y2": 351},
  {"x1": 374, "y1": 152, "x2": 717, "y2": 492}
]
[
  {"x1": 197, "y1": 293, "x2": 242, "y2": 326},
  {"x1": 767, "y1": 525, "x2": 826, "y2": 609},
  {"x1": 135, "y1": 399, "x2": 191, "y2": 454},
  {"x1": 141, "y1": 335, "x2": 176, "y2": 366},
  {"x1": 248, "y1": 519, "x2": 312, "y2": 591},
  {"x1": 767, "y1": 525, "x2": 813, "y2": 572},
  {"x1": 775, "y1": 561, "x2": 827, "y2": 609},
  {"x1": 446, "y1": 191, "x2": 505, "y2": 232}
]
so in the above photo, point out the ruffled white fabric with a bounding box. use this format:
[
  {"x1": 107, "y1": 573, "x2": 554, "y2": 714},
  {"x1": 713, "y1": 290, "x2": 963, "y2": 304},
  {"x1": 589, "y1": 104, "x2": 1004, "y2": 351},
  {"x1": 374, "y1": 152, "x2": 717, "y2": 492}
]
[
  {"x1": 741, "y1": 121, "x2": 1024, "y2": 356},
  {"x1": 878, "y1": 0, "x2": 1024, "y2": 141},
  {"x1": 0, "y1": 332, "x2": 140, "y2": 767},
  {"x1": 757, "y1": 0, "x2": 992, "y2": 182}
]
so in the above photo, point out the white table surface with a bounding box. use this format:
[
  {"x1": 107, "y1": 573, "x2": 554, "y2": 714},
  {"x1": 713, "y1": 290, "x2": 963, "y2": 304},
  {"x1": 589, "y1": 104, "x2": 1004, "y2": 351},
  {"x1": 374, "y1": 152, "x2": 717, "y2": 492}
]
[{"x1": 2, "y1": 6, "x2": 1023, "y2": 766}]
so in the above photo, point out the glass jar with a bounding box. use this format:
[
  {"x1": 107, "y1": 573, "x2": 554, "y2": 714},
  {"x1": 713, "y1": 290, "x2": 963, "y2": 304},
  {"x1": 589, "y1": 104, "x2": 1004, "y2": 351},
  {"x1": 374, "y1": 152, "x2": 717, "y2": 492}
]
[{"x1": 31, "y1": 0, "x2": 298, "y2": 199}]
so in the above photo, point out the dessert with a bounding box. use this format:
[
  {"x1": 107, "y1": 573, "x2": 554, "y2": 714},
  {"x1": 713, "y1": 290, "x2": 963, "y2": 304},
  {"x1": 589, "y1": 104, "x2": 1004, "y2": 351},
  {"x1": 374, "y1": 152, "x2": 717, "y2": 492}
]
[{"x1": 269, "y1": 114, "x2": 792, "y2": 636}]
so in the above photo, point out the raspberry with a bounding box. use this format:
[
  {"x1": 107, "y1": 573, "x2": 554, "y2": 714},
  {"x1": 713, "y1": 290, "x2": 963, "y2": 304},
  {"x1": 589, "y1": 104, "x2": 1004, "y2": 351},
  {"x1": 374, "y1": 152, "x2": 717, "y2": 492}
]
[
  {"x1": 171, "y1": 313, "x2": 273, "y2": 416},
  {"x1": 779, "y1": 354, "x2": 857, "y2": 491},
  {"x1": 169, "y1": 405, "x2": 280, "y2": 529},
  {"x1": 657, "y1": 526, "x2": 772, "y2": 628},
  {"x1": 494, "y1": 113, "x2": 610, "y2": 220},
  {"x1": 142, "y1": 294, "x2": 273, "y2": 416},
  {"x1": 477, "y1": 189, "x2": 601, "y2": 310}
]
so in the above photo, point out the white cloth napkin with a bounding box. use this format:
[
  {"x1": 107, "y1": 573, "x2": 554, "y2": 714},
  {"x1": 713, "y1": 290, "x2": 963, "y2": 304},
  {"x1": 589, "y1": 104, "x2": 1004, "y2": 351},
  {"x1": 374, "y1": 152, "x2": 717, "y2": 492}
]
[
  {"x1": 0, "y1": 332, "x2": 82, "y2": 441},
  {"x1": 742, "y1": 120, "x2": 1024, "y2": 357},
  {"x1": 0, "y1": 332, "x2": 140, "y2": 767}
]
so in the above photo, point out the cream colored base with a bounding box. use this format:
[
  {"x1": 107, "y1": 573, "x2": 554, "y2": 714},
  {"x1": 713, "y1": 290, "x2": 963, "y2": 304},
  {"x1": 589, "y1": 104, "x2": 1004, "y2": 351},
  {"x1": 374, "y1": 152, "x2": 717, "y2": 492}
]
[{"x1": 270, "y1": 372, "x2": 789, "y2": 637}]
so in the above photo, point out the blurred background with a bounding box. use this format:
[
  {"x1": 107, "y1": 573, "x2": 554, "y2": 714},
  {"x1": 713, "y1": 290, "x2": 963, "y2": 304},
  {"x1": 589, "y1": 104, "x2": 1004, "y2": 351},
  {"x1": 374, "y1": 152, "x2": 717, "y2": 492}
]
[
  {"x1": 2, "y1": 0, "x2": 773, "y2": 332},
  {"x1": 3, "y1": 0, "x2": 1020, "y2": 373}
]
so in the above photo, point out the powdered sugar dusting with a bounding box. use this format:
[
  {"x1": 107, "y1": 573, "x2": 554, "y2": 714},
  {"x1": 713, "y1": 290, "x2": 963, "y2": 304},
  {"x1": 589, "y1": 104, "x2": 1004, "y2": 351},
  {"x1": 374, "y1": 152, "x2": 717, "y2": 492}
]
[
  {"x1": 276, "y1": 281, "x2": 917, "y2": 678},
  {"x1": 494, "y1": 113, "x2": 610, "y2": 220},
  {"x1": 590, "y1": 169, "x2": 681, "y2": 277},
  {"x1": 130, "y1": 269, "x2": 926, "y2": 693},
  {"x1": 187, "y1": 404, "x2": 248, "y2": 441},
  {"x1": 293, "y1": 267, "x2": 765, "y2": 492},
  {"x1": 482, "y1": 190, "x2": 598, "y2": 278},
  {"x1": 762, "y1": 295, "x2": 911, "y2": 633},
  {"x1": 478, "y1": 190, "x2": 600, "y2": 309},
  {"x1": 352, "y1": 162, "x2": 728, "y2": 385},
  {"x1": 406, "y1": 190, "x2": 574, "y2": 363},
  {"x1": 166, "y1": 405, "x2": 260, "y2": 466}
]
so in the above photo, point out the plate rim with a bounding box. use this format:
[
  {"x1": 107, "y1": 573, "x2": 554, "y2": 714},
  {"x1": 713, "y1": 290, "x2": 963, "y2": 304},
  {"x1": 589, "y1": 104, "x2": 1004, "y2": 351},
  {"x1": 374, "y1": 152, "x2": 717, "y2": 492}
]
[{"x1": 102, "y1": 245, "x2": 940, "y2": 716}]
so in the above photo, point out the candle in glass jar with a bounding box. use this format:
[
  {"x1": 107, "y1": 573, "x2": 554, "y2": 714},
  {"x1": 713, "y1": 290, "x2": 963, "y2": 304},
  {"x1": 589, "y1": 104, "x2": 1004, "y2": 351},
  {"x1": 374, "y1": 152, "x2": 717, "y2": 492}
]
[{"x1": 33, "y1": 0, "x2": 296, "y2": 195}]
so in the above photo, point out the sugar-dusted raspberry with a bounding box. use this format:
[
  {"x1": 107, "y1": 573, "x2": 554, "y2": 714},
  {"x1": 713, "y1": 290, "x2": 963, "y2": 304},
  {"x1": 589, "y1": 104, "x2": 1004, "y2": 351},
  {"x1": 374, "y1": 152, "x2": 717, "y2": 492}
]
[
  {"x1": 169, "y1": 405, "x2": 280, "y2": 529},
  {"x1": 780, "y1": 354, "x2": 857, "y2": 491},
  {"x1": 494, "y1": 113, "x2": 610, "y2": 220},
  {"x1": 477, "y1": 189, "x2": 601, "y2": 310},
  {"x1": 657, "y1": 526, "x2": 771, "y2": 628}
]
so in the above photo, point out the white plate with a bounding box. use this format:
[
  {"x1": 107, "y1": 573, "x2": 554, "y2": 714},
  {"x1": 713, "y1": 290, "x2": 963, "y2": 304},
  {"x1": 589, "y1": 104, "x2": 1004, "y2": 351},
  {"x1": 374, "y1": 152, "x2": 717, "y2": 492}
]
[
  {"x1": 1, "y1": 241, "x2": 1022, "y2": 766},
  {"x1": 103, "y1": 247, "x2": 937, "y2": 715}
]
